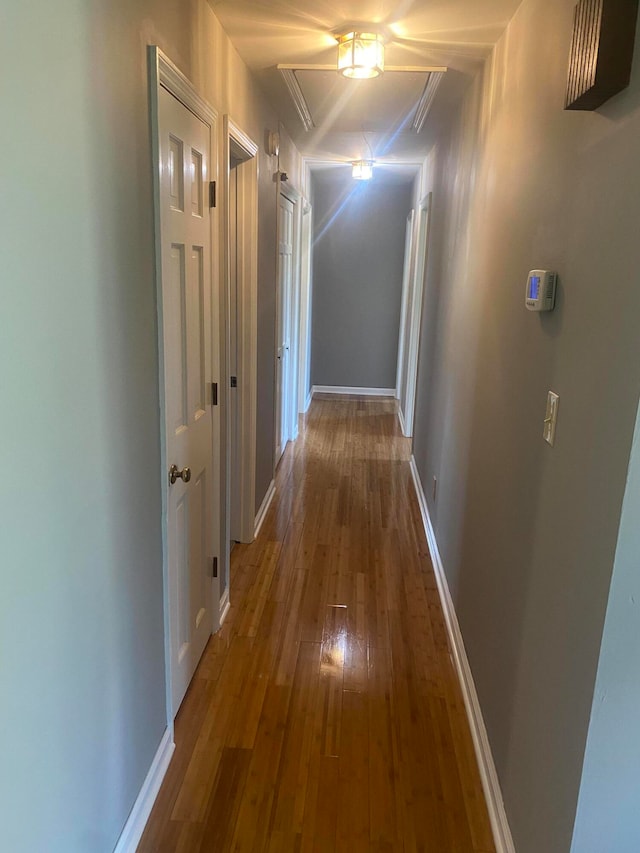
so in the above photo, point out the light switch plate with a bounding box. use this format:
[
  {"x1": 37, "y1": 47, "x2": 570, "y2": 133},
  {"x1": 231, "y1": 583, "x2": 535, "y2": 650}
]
[{"x1": 544, "y1": 391, "x2": 559, "y2": 446}]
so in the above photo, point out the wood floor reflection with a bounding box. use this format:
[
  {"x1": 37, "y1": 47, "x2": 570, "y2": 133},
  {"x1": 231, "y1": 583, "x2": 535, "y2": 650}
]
[{"x1": 139, "y1": 396, "x2": 495, "y2": 852}]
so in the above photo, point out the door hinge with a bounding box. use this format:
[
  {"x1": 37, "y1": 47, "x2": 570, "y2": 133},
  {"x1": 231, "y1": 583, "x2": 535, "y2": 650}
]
[
  {"x1": 230, "y1": 375, "x2": 237, "y2": 388},
  {"x1": 209, "y1": 180, "x2": 217, "y2": 208},
  {"x1": 211, "y1": 381, "x2": 218, "y2": 406},
  {"x1": 212, "y1": 556, "x2": 218, "y2": 578}
]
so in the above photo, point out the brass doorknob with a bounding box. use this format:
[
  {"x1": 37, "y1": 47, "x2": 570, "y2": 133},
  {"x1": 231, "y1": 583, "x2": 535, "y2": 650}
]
[{"x1": 169, "y1": 464, "x2": 191, "y2": 485}]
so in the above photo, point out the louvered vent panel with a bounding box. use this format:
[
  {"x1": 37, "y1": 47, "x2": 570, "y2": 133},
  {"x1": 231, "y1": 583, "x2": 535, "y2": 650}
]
[
  {"x1": 565, "y1": 0, "x2": 639, "y2": 111},
  {"x1": 566, "y1": 0, "x2": 603, "y2": 106}
]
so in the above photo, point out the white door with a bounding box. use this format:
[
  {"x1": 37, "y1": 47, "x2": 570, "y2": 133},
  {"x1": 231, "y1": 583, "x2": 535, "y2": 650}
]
[
  {"x1": 159, "y1": 85, "x2": 215, "y2": 715},
  {"x1": 275, "y1": 194, "x2": 294, "y2": 463}
]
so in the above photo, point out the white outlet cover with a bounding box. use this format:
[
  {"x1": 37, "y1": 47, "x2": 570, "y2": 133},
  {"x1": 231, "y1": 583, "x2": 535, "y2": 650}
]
[{"x1": 544, "y1": 391, "x2": 559, "y2": 446}]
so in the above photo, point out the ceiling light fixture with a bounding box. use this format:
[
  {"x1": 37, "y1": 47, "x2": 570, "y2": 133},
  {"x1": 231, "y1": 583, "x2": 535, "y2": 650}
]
[
  {"x1": 337, "y1": 32, "x2": 385, "y2": 79},
  {"x1": 352, "y1": 160, "x2": 374, "y2": 180}
]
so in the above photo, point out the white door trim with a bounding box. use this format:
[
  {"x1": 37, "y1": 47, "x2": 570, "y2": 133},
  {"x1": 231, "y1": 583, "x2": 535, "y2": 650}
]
[
  {"x1": 403, "y1": 192, "x2": 433, "y2": 438},
  {"x1": 274, "y1": 188, "x2": 301, "y2": 463},
  {"x1": 298, "y1": 200, "x2": 313, "y2": 414},
  {"x1": 396, "y1": 209, "x2": 415, "y2": 407},
  {"x1": 148, "y1": 45, "x2": 221, "y2": 728},
  {"x1": 280, "y1": 181, "x2": 304, "y2": 441},
  {"x1": 151, "y1": 49, "x2": 217, "y2": 126},
  {"x1": 223, "y1": 117, "x2": 258, "y2": 550},
  {"x1": 280, "y1": 180, "x2": 301, "y2": 204}
]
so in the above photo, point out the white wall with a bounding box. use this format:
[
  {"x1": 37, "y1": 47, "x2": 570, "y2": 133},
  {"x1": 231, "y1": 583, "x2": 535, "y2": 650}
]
[
  {"x1": 411, "y1": 0, "x2": 640, "y2": 849},
  {"x1": 0, "y1": 1, "x2": 299, "y2": 849},
  {"x1": 571, "y1": 395, "x2": 640, "y2": 851}
]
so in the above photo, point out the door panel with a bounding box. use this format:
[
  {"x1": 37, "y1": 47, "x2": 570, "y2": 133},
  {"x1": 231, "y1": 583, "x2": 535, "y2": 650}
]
[
  {"x1": 168, "y1": 243, "x2": 188, "y2": 432},
  {"x1": 175, "y1": 494, "x2": 189, "y2": 657},
  {"x1": 189, "y1": 245, "x2": 206, "y2": 417},
  {"x1": 159, "y1": 85, "x2": 216, "y2": 715}
]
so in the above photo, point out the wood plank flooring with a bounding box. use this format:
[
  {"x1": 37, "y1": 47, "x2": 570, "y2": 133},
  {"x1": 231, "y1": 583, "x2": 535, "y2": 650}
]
[{"x1": 138, "y1": 396, "x2": 495, "y2": 852}]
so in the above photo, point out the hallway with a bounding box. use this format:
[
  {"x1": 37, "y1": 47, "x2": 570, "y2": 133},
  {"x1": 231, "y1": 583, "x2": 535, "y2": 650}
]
[{"x1": 139, "y1": 396, "x2": 495, "y2": 852}]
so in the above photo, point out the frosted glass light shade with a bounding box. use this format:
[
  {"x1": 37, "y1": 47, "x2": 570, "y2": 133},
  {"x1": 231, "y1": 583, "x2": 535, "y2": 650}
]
[
  {"x1": 352, "y1": 160, "x2": 374, "y2": 180},
  {"x1": 338, "y1": 32, "x2": 385, "y2": 79}
]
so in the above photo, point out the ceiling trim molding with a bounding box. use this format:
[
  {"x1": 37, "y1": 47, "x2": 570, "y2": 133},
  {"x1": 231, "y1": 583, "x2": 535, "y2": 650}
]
[
  {"x1": 279, "y1": 68, "x2": 314, "y2": 132},
  {"x1": 413, "y1": 71, "x2": 446, "y2": 132}
]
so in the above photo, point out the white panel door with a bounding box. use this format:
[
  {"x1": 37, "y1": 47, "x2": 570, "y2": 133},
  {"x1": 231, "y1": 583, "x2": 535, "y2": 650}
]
[
  {"x1": 159, "y1": 86, "x2": 215, "y2": 715},
  {"x1": 275, "y1": 195, "x2": 294, "y2": 463}
]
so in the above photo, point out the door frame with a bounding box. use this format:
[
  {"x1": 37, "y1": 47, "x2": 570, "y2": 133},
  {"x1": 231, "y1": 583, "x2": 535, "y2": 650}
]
[
  {"x1": 298, "y1": 199, "x2": 313, "y2": 414},
  {"x1": 396, "y1": 209, "x2": 416, "y2": 434},
  {"x1": 275, "y1": 180, "x2": 303, "y2": 462},
  {"x1": 148, "y1": 46, "x2": 221, "y2": 725},
  {"x1": 402, "y1": 192, "x2": 433, "y2": 437},
  {"x1": 222, "y1": 117, "x2": 258, "y2": 568}
]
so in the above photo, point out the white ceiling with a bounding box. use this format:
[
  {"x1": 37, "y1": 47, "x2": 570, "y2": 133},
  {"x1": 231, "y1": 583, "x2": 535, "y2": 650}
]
[{"x1": 210, "y1": 0, "x2": 523, "y2": 164}]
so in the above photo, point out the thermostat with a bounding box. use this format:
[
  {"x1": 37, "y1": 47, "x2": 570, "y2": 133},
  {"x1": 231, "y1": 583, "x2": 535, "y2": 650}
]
[{"x1": 526, "y1": 270, "x2": 557, "y2": 312}]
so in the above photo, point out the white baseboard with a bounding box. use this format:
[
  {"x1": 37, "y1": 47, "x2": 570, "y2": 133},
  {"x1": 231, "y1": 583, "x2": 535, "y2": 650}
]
[
  {"x1": 409, "y1": 456, "x2": 516, "y2": 853},
  {"x1": 219, "y1": 588, "x2": 230, "y2": 626},
  {"x1": 254, "y1": 479, "x2": 276, "y2": 539},
  {"x1": 312, "y1": 385, "x2": 396, "y2": 397},
  {"x1": 303, "y1": 390, "x2": 312, "y2": 413},
  {"x1": 113, "y1": 727, "x2": 175, "y2": 853},
  {"x1": 397, "y1": 406, "x2": 407, "y2": 436}
]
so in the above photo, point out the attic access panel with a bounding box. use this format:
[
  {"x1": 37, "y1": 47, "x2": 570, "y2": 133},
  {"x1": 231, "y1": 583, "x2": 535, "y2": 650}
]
[
  {"x1": 565, "y1": 0, "x2": 639, "y2": 110},
  {"x1": 295, "y1": 69, "x2": 431, "y2": 132}
]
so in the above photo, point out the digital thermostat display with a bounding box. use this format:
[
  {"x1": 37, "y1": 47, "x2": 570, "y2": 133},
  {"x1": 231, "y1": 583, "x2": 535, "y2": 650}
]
[{"x1": 526, "y1": 270, "x2": 557, "y2": 312}]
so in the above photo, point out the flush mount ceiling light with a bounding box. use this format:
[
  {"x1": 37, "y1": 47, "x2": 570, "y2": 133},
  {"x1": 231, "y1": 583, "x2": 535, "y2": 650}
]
[
  {"x1": 337, "y1": 32, "x2": 385, "y2": 79},
  {"x1": 352, "y1": 160, "x2": 374, "y2": 180}
]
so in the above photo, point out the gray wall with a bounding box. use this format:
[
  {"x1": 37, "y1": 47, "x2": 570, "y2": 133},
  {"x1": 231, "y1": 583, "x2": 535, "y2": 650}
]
[
  {"x1": 0, "y1": 1, "x2": 287, "y2": 850},
  {"x1": 571, "y1": 398, "x2": 640, "y2": 851},
  {"x1": 411, "y1": 0, "x2": 640, "y2": 850},
  {"x1": 311, "y1": 168, "x2": 413, "y2": 389}
]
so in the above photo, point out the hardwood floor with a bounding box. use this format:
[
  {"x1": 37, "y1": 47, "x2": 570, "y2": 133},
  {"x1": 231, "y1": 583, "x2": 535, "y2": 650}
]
[{"x1": 138, "y1": 396, "x2": 495, "y2": 852}]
